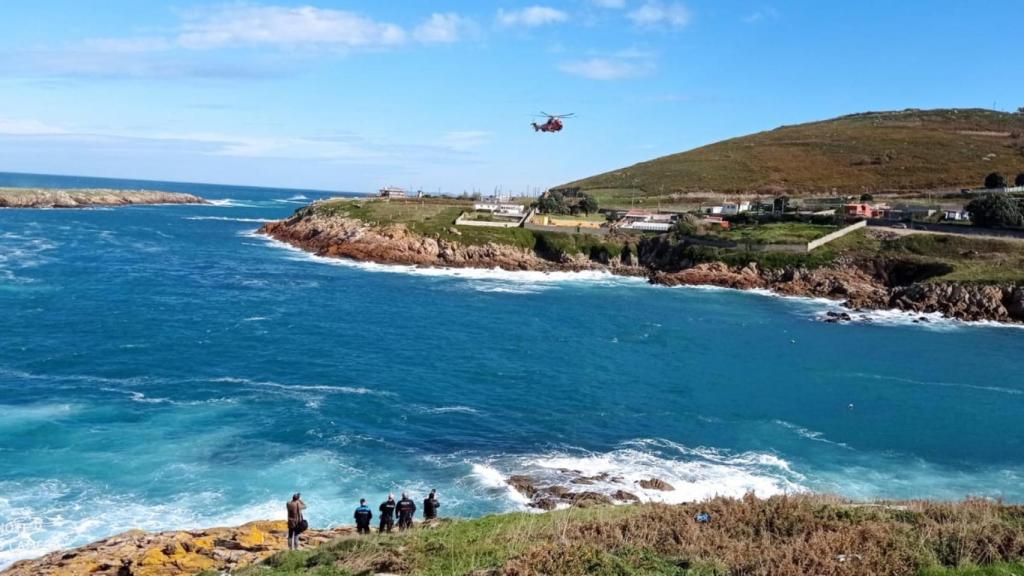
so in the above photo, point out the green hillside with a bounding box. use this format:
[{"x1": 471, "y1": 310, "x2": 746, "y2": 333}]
[{"x1": 562, "y1": 108, "x2": 1024, "y2": 201}]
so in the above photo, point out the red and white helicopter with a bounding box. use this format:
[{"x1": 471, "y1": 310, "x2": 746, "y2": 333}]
[{"x1": 532, "y1": 112, "x2": 575, "y2": 133}]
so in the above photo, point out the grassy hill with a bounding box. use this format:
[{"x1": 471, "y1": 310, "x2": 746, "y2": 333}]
[
  {"x1": 215, "y1": 495, "x2": 1024, "y2": 576},
  {"x1": 562, "y1": 108, "x2": 1024, "y2": 203}
]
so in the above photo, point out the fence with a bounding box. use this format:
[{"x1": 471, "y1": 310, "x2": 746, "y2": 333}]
[{"x1": 454, "y1": 211, "x2": 527, "y2": 229}]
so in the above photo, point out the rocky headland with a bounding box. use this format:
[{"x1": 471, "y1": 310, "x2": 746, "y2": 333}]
[
  {"x1": 0, "y1": 188, "x2": 207, "y2": 208},
  {"x1": 258, "y1": 208, "x2": 1024, "y2": 325},
  {"x1": 1, "y1": 521, "x2": 354, "y2": 576}
]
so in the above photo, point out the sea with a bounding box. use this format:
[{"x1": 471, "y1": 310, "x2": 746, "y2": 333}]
[{"x1": 1, "y1": 172, "x2": 1022, "y2": 568}]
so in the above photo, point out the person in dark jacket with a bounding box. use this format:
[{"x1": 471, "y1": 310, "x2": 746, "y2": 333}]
[
  {"x1": 396, "y1": 492, "x2": 417, "y2": 530},
  {"x1": 378, "y1": 494, "x2": 397, "y2": 533},
  {"x1": 423, "y1": 489, "x2": 440, "y2": 520},
  {"x1": 286, "y1": 493, "x2": 306, "y2": 550},
  {"x1": 354, "y1": 498, "x2": 373, "y2": 534}
]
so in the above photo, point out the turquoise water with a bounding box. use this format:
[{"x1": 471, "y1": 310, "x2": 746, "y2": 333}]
[{"x1": 1, "y1": 172, "x2": 1022, "y2": 566}]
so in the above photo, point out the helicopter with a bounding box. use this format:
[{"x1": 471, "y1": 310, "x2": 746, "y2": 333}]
[{"x1": 532, "y1": 112, "x2": 575, "y2": 133}]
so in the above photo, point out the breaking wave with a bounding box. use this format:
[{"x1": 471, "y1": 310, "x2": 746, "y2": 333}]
[{"x1": 467, "y1": 438, "x2": 806, "y2": 509}]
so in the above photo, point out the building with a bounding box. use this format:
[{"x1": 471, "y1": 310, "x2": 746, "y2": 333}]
[
  {"x1": 720, "y1": 201, "x2": 752, "y2": 215},
  {"x1": 473, "y1": 202, "x2": 525, "y2": 215},
  {"x1": 618, "y1": 209, "x2": 675, "y2": 232},
  {"x1": 379, "y1": 186, "x2": 406, "y2": 199},
  {"x1": 943, "y1": 210, "x2": 970, "y2": 221},
  {"x1": 844, "y1": 203, "x2": 888, "y2": 218}
]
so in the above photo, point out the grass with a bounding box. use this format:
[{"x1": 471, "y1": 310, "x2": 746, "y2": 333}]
[
  {"x1": 562, "y1": 108, "x2": 1024, "y2": 196},
  {"x1": 715, "y1": 222, "x2": 839, "y2": 245},
  {"x1": 221, "y1": 496, "x2": 1024, "y2": 576},
  {"x1": 877, "y1": 233, "x2": 1024, "y2": 283}
]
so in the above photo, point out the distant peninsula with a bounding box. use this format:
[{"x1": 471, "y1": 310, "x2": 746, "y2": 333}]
[{"x1": 0, "y1": 187, "x2": 208, "y2": 208}]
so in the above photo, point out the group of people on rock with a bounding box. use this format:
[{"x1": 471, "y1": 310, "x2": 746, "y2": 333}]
[{"x1": 286, "y1": 489, "x2": 441, "y2": 549}]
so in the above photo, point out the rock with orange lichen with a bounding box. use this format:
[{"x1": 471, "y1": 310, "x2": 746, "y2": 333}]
[{"x1": 1, "y1": 521, "x2": 352, "y2": 576}]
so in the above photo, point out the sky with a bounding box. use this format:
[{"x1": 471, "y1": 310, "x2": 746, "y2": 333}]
[{"x1": 0, "y1": 1, "x2": 1021, "y2": 194}]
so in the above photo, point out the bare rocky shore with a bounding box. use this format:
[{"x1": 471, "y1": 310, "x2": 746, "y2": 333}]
[
  {"x1": 1, "y1": 521, "x2": 353, "y2": 576},
  {"x1": 259, "y1": 212, "x2": 1024, "y2": 325},
  {"x1": 0, "y1": 188, "x2": 207, "y2": 208}
]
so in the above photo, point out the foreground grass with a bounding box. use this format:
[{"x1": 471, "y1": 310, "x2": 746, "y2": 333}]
[{"x1": 222, "y1": 496, "x2": 1024, "y2": 576}]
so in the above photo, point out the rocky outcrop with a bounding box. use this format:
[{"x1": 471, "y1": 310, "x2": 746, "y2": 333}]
[
  {"x1": 652, "y1": 261, "x2": 1024, "y2": 324},
  {"x1": 259, "y1": 210, "x2": 1024, "y2": 325},
  {"x1": 0, "y1": 188, "x2": 208, "y2": 208},
  {"x1": 1, "y1": 521, "x2": 352, "y2": 576},
  {"x1": 259, "y1": 213, "x2": 643, "y2": 274}
]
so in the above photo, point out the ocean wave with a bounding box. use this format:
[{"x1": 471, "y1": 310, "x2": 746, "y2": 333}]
[
  {"x1": 99, "y1": 387, "x2": 237, "y2": 406},
  {"x1": 773, "y1": 420, "x2": 851, "y2": 449},
  {"x1": 211, "y1": 376, "x2": 394, "y2": 397},
  {"x1": 184, "y1": 216, "x2": 275, "y2": 223},
  {"x1": 847, "y1": 372, "x2": 1023, "y2": 396},
  {"x1": 251, "y1": 232, "x2": 646, "y2": 288},
  {"x1": 204, "y1": 198, "x2": 260, "y2": 208},
  {"x1": 466, "y1": 438, "x2": 806, "y2": 509},
  {"x1": 418, "y1": 405, "x2": 480, "y2": 415}
]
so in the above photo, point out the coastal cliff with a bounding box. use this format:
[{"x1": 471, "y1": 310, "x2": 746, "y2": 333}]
[
  {"x1": 258, "y1": 207, "x2": 1024, "y2": 325},
  {"x1": 259, "y1": 213, "x2": 644, "y2": 275},
  {"x1": 0, "y1": 188, "x2": 207, "y2": 208}
]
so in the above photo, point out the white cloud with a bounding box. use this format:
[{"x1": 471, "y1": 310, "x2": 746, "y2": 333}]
[
  {"x1": 558, "y1": 54, "x2": 654, "y2": 80},
  {"x1": 628, "y1": 1, "x2": 691, "y2": 28},
  {"x1": 176, "y1": 5, "x2": 407, "y2": 49},
  {"x1": 496, "y1": 6, "x2": 569, "y2": 28},
  {"x1": 0, "y1": 117, "x2": 68, "y2": 136},
  {"x1": 590, "y1": 0, "x2": 627, "y2": 8},
  {"x1": 413, "y1": 13, "x2": 476, "y2": 44}
]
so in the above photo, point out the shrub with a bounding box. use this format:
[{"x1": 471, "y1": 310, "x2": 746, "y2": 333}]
[
  {"x1": 966, "y1": 195, "x2": 1024, "y2": 228},
  {"x1": 984, "y1": 172, "x2": 1007, "y2": 189}
]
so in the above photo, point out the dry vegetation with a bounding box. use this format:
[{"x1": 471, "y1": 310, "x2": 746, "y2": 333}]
[
  {"x1": 564, "y1": 109, "x2": 1024, "y2": 201},
  {"x1": 226, "y1": 495, "x2": 1024, "y2": 576}
]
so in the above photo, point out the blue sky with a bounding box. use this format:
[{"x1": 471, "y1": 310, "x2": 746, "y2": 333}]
[{"x1": 0, "y1": 1, "x2": 1021, "y2": 193}]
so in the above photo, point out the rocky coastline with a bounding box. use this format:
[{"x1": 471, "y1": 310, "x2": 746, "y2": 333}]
[
  {"x1": 258, "y1": 212, "x2": 1024, "y2": 325},
  {"x1": 1, "y1": 521, "x2": 359, "y2": 576},
  {"x1": 0, "y1": 188, "x2": 208, "y2": 208}
]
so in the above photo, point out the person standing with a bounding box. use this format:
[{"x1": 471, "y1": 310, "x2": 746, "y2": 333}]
[
  {"x1": 396, "y1": 492, "x2": 417, "y2": 530},
  {"x1": 378, "y1": 494, "x2": 397, "y2": 534},
  {"x1": 286, "y1": 493, "x2": 306, "y2": 550},
  {"x1": 354, "y1": 498, "x2": 373, "y2": 535},
  {"x1": 423, "y1": 489, "x2": 440, "y2": 521}
]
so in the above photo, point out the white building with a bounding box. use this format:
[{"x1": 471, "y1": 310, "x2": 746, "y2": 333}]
[
  {"x1": 379, "y1": 186, "x2": 406, "y2": 198},
  {"x1": 720, "y1": 201, "x2": 752, "y2": 215}
]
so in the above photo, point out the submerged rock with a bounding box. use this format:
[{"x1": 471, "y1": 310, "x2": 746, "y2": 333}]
[{"x1": 638, "y1": 478, "x2": 675, "y2": 491}]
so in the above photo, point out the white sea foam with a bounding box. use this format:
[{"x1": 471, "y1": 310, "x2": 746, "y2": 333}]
[
  {"x1": 467, "y1": 438, "x2": 806, "y2": 510},
  {"x1": 846, "y1": 372, "x2": 1023, "y2": 396},
  {"x1": 418, "y1": 405, "x2": 480, "y2": 415},
  {"x1": 469, "y1": 463, "x2": 532, "y2": 505},
  {"x1": 773, "y1": 420, "x2": 851, "y2": 449},
  {"x1": 205, "y1": 198, "x2": 260, "y2": 208},
  {"x1": 211, "y1": 376, "x2": 394, "y2": 397},
  {"x1": 251, "y1": 232, "x2": 645, "y2": 289},
  {"x1": 184, "y1": 216, "x2": 275, "y2": 223}
]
